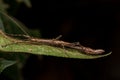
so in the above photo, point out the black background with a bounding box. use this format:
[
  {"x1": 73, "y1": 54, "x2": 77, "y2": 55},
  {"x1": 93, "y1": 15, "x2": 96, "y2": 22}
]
[{"x1": 7, "y1": 0, "x2": 120, "y2": 80}]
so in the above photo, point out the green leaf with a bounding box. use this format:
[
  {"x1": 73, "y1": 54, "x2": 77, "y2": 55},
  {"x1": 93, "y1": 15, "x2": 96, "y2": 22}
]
[
  {"x1": 0, "y1": 52, "x2": 28, "y2": 80},
  {"x1": 16, "y1": 0, "x2": 32, "y2": 8},
  {"x1": 0, "y1": 0, "x2": 9, "y2": 12},
  {"x1": 0, "y1": 11, "x2": 30, "y2": 35},
  {"x1": 0, "y1": 13, "x2": 5, "y2": 31},
  {"x1": 0, "y1": 58, "x2": 16, "y2": 73},
  {"x1": 0, "y1": 11, "x2": 40, "y2": 37},
  {"x1": 0, "y1": 30, "x2": 111, "y2": 59}
]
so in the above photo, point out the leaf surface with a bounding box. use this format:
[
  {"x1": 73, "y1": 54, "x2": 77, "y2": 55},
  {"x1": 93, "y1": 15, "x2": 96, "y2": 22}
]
[
  {"x1": 0, "y1": 30, "x2": 111, "y2": 59},
  {"x1": 0, "y1": 58, "x2": 16, "y2": 73}
]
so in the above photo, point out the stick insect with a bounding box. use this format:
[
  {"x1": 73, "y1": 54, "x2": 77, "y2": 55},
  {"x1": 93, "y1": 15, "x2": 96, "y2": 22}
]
[{"x1": 4, "y1": 32, "x2": 105, "y2": 55}]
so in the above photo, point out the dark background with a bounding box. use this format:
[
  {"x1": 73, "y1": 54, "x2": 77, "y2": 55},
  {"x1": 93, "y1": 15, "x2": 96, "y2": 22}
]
[{"x1": 7, "y1": 0, "x2": 120, "y2": 80}]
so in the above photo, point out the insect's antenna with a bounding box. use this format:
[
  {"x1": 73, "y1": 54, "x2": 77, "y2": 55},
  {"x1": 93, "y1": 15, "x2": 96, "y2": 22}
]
[{"x1": 5, "y1": 33, "x2": 31, "y2": 39}]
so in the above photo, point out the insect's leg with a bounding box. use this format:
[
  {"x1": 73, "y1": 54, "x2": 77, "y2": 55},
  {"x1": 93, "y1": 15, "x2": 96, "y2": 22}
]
[
  {"x1": 55, "y1": 35, "x2": 62, "y2": 40},
  {"x1": 61, "y1": 44, "x2": 70, "y2": 57},
  {"x1": 51, "y1": 35, "x2": 62, "y2": 43},
  {"x1": 52, "y1": 35, "x2": 62, "y2": 40},
  {"x1": 72, "y1": 42, "x2": 81, "y2": 46}
]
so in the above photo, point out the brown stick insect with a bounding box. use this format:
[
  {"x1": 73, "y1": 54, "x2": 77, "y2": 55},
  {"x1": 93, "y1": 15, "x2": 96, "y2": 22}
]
[{"x1": 4, "y1": 32, "x2": 105, "y2": 55}]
